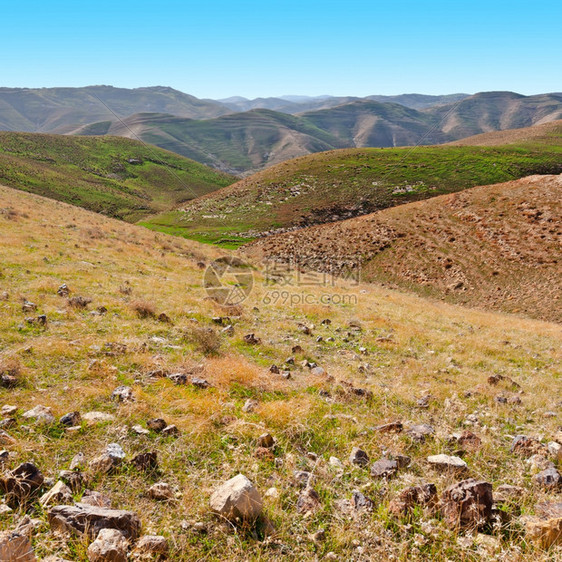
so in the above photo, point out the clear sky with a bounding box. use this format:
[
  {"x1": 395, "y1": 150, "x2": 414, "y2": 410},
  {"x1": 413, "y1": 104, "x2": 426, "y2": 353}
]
[{"x1": 1, "y1": 0, "x2": 560, "y2": 99}]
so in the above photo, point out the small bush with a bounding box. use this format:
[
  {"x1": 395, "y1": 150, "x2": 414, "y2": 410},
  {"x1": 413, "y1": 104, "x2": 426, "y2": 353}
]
[{"x1": 186, "y1": 326, "x2": 221, "y2": 356}]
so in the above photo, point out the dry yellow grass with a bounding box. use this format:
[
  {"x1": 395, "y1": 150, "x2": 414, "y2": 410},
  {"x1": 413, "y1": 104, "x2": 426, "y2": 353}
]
[{"x1": 0, "y1": 183, "x2": 560, "y2": 560}]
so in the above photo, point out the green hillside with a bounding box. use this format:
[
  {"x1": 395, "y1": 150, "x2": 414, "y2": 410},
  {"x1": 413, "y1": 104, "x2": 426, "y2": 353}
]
[
  {"x1": 0, "y1": 132, "x2": 236, "y2": 222},
  {"x1": 141, "y1": 123, "x2": 562, "y2": 245}
]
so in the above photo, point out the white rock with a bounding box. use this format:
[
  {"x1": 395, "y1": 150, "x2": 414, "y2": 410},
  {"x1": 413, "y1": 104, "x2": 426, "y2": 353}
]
[
  {"x1": 0, "y1": 529, "x2": 36, "y2": 561},
  {"x1": 427, "y1": 454, "x2": 467, "y2": 471},
  {"x1": 40, "y1": 480, "x2": 73, "y2": 507},
  {"x1": 210, "y1": 474, "x2": 263, "y2": 521},
  {"x1": 22, "y1": 405, "x2": 55, "y2": 424},
  {"x1": 83, "y1": 412, "x2": 115, "y2": 425}
]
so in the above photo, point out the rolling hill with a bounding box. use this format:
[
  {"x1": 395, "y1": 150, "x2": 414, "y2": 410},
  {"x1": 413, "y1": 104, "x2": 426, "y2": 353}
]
[
  {"x1": 0, "y1": 181, "x2": 561, "y2": 560},
  {"x1": 0, "y1": 85, "x2": 231, "y2": 133},
  {"x1": 141, "y1": 121, "x2": 562, "y2": 245},
  {"x1": 0, "y1": 132, "x2": 236, "y2": 221}
]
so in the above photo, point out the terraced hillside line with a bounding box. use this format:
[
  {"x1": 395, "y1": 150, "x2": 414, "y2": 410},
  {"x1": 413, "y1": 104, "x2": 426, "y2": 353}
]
[{"x1": 245, "y1": 174, "x2": 562, "y2": 323}]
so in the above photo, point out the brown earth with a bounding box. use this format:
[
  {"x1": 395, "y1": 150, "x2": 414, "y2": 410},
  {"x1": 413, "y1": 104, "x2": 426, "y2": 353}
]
[{"x1": 245, "y1": 174, "x2": 562, "y2": 323}]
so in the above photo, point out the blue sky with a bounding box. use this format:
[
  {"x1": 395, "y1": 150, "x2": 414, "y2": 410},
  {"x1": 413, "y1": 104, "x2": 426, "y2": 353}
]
[{"x1": 1, "y1": 0, "x2": 560, "y2": 98}]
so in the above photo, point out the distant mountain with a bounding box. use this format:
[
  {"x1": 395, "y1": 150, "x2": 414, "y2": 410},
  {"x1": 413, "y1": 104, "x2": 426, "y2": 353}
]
[
  {"x1": 365, "y1": 93, "x2": 469, "y2": 109},
  {"x1": 0, "y1": 86, "x2": 231, "y2": 133},
  {"x1": 74, "y1": 109, "x2": 348, "y2": 175}
]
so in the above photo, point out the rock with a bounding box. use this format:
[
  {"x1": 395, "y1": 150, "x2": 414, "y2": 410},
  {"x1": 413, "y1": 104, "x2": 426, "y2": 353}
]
[
  {"x1": 352, "y1": 490, "x2": 375, "y2": 512},
  {"x1": 221, "y1": 325, "x2": 234, "y2": 336},
  {"x1": 131, "y1": 425, "x2": 149, "y2": 436},
  {"x1": 21, "y1": 301, "x2": 37, "y2": 313},
  {"x1": 370, "y1": 459, "x2": 398, "y2": 478},
  {"x1": 441, "y1": 479, "x2": 493, "y2": 529},
  {"x1": 40, "y1": 481, "x2": 73, "y2": 507},
  {"x1": 452, "y1": 430, "x2": 482, "y2": 450},
  {"x1": 269, "y1": 364, "x2": 280, "y2": 374},
  {"x1": 329, "y1": 456, "x2": 343, "y2": 468},
  {"x1": 209, "y1": 474, "x2": 263, "y2": 521},
  {"x1": 297, "y1": 487, "x2": 321, "y2": 514},
  {"x1": 242, "y1": 399, "x2": 258, "y2": 413},
  {"x1": 22, "y1": 405, "x2": 55, "y2": 424},
  {"x1": 106, "y1": 443, "x2": 126, "y2": 461},
  {"x1": 59, "y1": 411, "x2": 81, "y2": 427},
  {"x1": 349, "y1": 447, "x2": 369, "y2": 467},
  {"x1": 148, "y1": 482, "x2": 174, "y2": 501},
  {"x1": 389, "y1": 484, "x2": 438, "y2": 517},
  {"x1": 57, "y1": 284, "x2": 70, "y2": 297},
  {"x1": 297, "y1": 323, "x2": 312, "y2": 335},
  {"x1": 494, "y1": 483, "x2": 524, "y2": 503},
  {"x1": 131, "y1": 452, "x2": 158, "y2": 472},
  {"x1": 133, "y1": 535, "x2": 168, "y2": 558},
  {"x1": 0, "y1": 528, "x2": 36, "y2": 561},
  {"x1": 81, "y1": 490, "x2": 112, "y2": 508},
  {"x1": 87, "y1": 528, "x2": 128, "y2": 562},
  {"x1": 83, "y1": 412, "x2": 115, "y2": 425},
  {"x1": 1, "y1": 405, "x2": 17, "y2": 417},
  {"x1": 59, "y1": 471, "x2": 85, "y2": 493},
  {"x1": 161, "y1": 425, "x2": 179, "y2": 437},
  {"x1": 0, "y1": 431, "x2": 16, "y2": 446},
  {"x1": 511, "y1": 435, "x2": 544, "y2": 457},
  {"x1": 293, "y1": 471, "x2": 312, "y2": 488},
  {"x1": 243, "y1": 334, "x2": 261, "y2": 345},
  {"x1": 257, "y1": 433, "x2": 275, "y2": 448},
  {"x1": 111, "y1": 386, "x2": 134, "y2": 403},
  {"x1": 548, "y1": 441, "x2": 562, "y2": 461},
  {"x1": 0, "y1": 462, "x2": 44, "y2": 507},
  {"x1": 427, "y1": 454, "x2": 467, "y2": 472},
  {"x1": 48, "y1": 503, "x2": 141, "y2": 539},
  {"x1": 89, "y1": 454, "x2": 120, "y2": 475},
  {"x1": 69, "y1": 452, "x2": 86, "y2": 471},
  {"x1": 310, "y1": 366, "x2": 326, "y2": 376},
  {"x1": 147, "y1": 418, "x2": 167, "y2": 432},
  {"x1": 407, "y1": 424, "x2": 434, "y2": 442},
  {"x1": 533, "y1": 468, "x2": 561, "y2": 489},
  {"x1": 191, "y1": 377, "x2": 211, "y2": 389},
  {"x1": 528, "y1": 454, "x2": 554, "y2": 473},
  {"x1": 374, "y1": 421, "x2": 403, "y2": 433},
  {"x1": 68, "y1": 296, "x2": 92, "y2": 309},
  {"x1": 525, "y1": 502, "x2": 562, "y2": 548}
]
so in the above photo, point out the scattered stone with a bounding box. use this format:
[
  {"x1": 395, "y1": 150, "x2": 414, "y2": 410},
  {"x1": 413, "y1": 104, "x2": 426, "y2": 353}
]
[
  {"x1": 106, "y1": 443, "x2": 126, "y2": 461},
  {"x1": 70, "y1": 452, "x2": 86, "y2": 471},
  {"x1": 511, "y1": 435, "x2": 544, "y2": 457},
  {"x1": 0, "y1": 431, "x2": 16, "y2": 446},
  {"x1": 525, "y1": 502, "x2": 562, "y2": 548},
  {"x1": 112, "y1": 386, "x2": 134, "y2": 403},
  {"x1": 528, "y1": 454, "x2": 554, "y2": 473},
  {"x1": 87, "y1": 528, "x2": 128, "y2": 562},
  {"x1": 416, "y1": 395, "x2": 431, "y2": 409},
  {"x1": 310, "y1": 366, "x2": 326, "y2": 376},
  {"x1": 407, "y1": 424, "x2": 435, "y2": 442},
  {"x1": 370, "y1": 459, "x2": 398, "y2": 478},
  {"x1": 48, "y1": 503, "x2": 141, "y2": 539},
  {"x1": 1, "y1": 405, "x2": 17, "y2": 417},
  {"x1": 257, "y1": 433, "x2": 275, "y2": 448},
  {"x1": 0, "y1": 527, "x2": 36, "y2": 562},
  {"x1": 191, "y1": 376, "x2": 211, "y2": 389},
  {"x1": 0, "y1": 463, "x2": 44, "y2": 507},
  {"x1": 83, "y1": 412, "x2": 115, "y2": 425},
  {"x1": 297, "y1": 487, "x2": 321, "y2": 514},
  {"x1": 221, "y1": 325, "x2": 234, "y2": 336},
  {"x1": 441, "y1": 479, "x2": 493, "y2": 529},
  {"x1": 209, "y1": 474, "x2": 263, "y2": 521},
  {"x1": 21, "y1": 301, "x2": 37, "y2": 313},
  {"x1": 22, "y1": 405, "x2": 55, "y2": 425},
  {"x1": 269, "y1": 365, "x2": 280, "y2": 374},
  {"x1": 243, "y1": 334, "x2": 261, "y2": 345},
  {"x1": 242, "y1": 399, "x2": 258, "y2": 413},
  {"x1": 321, "y1": 319, "x2": 331, "y2": 326},
  {"x1": 147, "y1": 418, "x2": 167, "y2": 433},
  {"x1": 329, "y1": 456, "x2": 343, "y2": 469},
  {"x1": 59, "y1": 411, "x2": 81, "y2": 427},
  {"x1": 297, "y1": 323, "x2": 312, "y2": 335},
  {"x1": 157, "y1": 313, "x2": 171, "y2": 324},
  {"x1": 81, "y1": 490, "x2": 112, "y2": 508},
  {"x1": 133, "y1": 535, "x2": 168, "y2": 558},
  {"x1": 0, "y1": 418, "x2": 16, "y2": 430},
  {"x1": 148, "y1": 482, "x2": 174, "y2": 501},
  {"x1": 131, "y1": 452, "x2": 158, "y2": 472},
  {"x1": 59, "y1": 471, "x2": 85, "y2": 493},
  {"x1": 292, "y1": 345, "x2": 303, "y2": 354},
  {"x1": 352, "y1": 490, "x2": 375, "y2": 512},
  {"x1": 349, "y1": 447, "x2": 369, "y2": 467},
  {"x1": 0, "y1": 450, "x2": 9, "y2": 465},
  {"x1": 494, "y1": 484, "x2": 524, "y2": 503},
  {"x1": 427, "y1": 454, "x2": 467, "y2": 473},
  {"x1": 547, "y1": 441, "x2": 562, "y2": 461},
  {"x1": 57, "y1": 284, "x2": 70, "y2": 297},
  {"x1": 40, "y1": 481, "x2": 73, "y2": 507},
  {"x1": 452, "y1": 430, "x2": 482, "y2": 451},
  {"x1": 533, "y1": 468, "x2": 561, "y2": 489},
  {"x1": 131, "y1": 425, "x2": 149, "y2": 436},
  {"x1": 293, "y1": 471, "x2": 312, "y2": 488},
  {"x1": 374, "y1": 421, "x2": 403, "y2": 433},
  {"x1": 389, "y1": 484, "x2": 438, "y2": 517},
  {"x1": 89, "y1": 454, "x2": 120, "y2": 475},
  {"x1": 161, "y1": 425, "x2": 179, "y2": 437}
]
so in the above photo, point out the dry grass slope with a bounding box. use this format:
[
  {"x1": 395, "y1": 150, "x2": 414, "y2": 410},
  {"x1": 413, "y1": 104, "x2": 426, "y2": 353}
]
[{"x1": 0, "y1": 184, "x2": 561, "y2": 560}]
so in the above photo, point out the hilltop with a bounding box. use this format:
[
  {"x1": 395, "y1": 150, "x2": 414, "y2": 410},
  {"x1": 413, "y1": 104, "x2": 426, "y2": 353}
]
[
  {"x1": 0, "y1": 132, "x2": 236, "y2": 221},
  {"x1": 141, "y1": 123, "x2": 562, "y2": 245},
  {"x1": 0, "y1": 182, "x2": 561, "y2": 560}
]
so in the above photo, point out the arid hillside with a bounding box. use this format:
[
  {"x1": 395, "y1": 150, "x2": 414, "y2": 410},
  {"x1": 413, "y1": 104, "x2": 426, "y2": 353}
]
[
  {"x1": 246, "y1": 174, "x2": 562, "y2": 323},
  {"x1": 1, "y1": 182, "x2": 561, "y2": 560}
]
